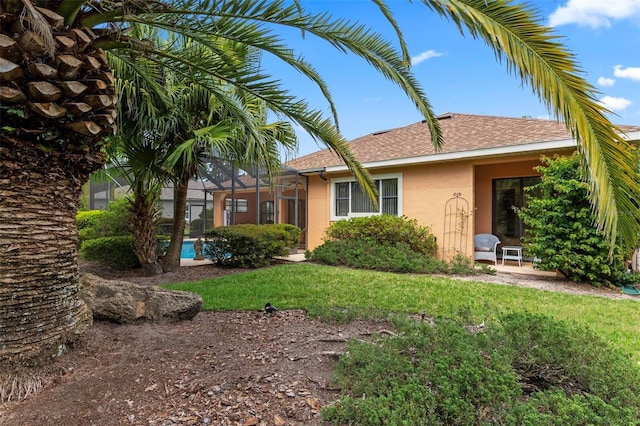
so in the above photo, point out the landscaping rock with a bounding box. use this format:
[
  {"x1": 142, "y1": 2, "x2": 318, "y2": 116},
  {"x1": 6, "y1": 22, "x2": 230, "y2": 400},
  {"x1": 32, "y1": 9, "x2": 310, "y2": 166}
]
[{"x1": 79, "y1": 273, "x2": 202, "y2": 323}]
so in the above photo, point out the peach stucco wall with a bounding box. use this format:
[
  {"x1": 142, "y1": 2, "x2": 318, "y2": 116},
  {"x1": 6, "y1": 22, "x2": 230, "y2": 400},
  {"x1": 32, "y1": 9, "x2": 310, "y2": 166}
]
[
  {"x1": 212, "y1": 190, "x2": 273, "y2": 227},
  {"x1": 210, "y1": 150, "x2": 576, "y2": 257},
  {"x1": 211, "y1": 187, "x2": 304, "y2": 228},
  {"x1": 306, "y1": 175, "x2": 332, "y2": 249},
  {"x1": 304, "y1": 162, "x2": 475, "y2": 257},
  {"x1": 304, "y1": 150, "x2": 575, "y2": 258}
]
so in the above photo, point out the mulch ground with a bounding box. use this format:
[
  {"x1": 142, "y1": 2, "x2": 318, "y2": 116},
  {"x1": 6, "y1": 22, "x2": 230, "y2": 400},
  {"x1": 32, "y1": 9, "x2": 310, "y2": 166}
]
[{"x1": 0, "y1": 261, "x2": 636, "y2": 425}]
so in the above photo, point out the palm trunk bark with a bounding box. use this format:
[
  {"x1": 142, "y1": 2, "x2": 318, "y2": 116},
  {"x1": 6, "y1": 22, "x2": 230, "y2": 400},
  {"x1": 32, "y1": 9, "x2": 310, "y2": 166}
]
[
  {"x1": 161, "y1": 178, "x2": 189, "y2": 272},
  {"x1": 130, "y1": 185, "x2": 163, "y2": 276},
  {"x1": 0, "y1": 145, "x2": 94, "y2": 373}
]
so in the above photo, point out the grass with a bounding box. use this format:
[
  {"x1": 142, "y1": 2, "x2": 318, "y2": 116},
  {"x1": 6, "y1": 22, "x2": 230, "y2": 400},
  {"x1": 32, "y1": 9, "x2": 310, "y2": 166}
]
[{"x1": 163, "y1": 263, "x2": 640, "y2": 362}]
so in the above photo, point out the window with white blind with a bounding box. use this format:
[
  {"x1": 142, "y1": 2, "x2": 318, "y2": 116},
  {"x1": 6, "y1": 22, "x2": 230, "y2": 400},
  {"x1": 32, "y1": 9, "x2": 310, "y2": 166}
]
[
  {"x1": 225, "y1": 198, "x2": 248, "y2": 213},
  {"x1": 331, "y1": 173, "x2": 401, "y2": 220}
]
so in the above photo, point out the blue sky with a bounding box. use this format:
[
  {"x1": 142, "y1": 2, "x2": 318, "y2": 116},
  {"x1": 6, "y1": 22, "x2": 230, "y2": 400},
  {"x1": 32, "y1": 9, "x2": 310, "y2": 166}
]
[{"x1": 261, "y1": 0, "x2": 640, "y2": 158}]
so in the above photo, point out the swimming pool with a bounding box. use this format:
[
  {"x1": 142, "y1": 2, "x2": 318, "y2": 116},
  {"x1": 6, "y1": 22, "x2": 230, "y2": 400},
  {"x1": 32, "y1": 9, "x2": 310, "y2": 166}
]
[
  {"x1": 180, "y1": 239, "x2": 230, "y2": 260},
  {"x1": 181, "y1": 240, "x2": 197, "y2": 259}
]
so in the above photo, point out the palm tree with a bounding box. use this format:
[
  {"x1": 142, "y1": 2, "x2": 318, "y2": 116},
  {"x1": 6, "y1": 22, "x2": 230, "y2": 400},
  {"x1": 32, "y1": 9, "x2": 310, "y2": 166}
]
[
  {"x1": 109, "y1": 37, "x2": 295, "y2": 274},
  {"x1": 160, "y1": 85, "x2": 298, "y2": 272},
  {"x1": 0, "y1": 0, "x2": 637, "y2": 394},
  {"x1": 420, "y1": 0, "x2": 640, "y2": 252},
  {"x1": 106, "y1": 47, "x2": 174, "y2": 276},
  {"x1": 0, "y1": 0, "x2": 429, "y2": 378}
]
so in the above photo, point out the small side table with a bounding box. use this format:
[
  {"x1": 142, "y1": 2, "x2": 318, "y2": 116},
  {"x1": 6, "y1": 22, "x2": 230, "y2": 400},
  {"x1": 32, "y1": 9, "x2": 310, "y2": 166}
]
[{"x1": 502, "y1": 246, "x2": 523, "y2": 267}]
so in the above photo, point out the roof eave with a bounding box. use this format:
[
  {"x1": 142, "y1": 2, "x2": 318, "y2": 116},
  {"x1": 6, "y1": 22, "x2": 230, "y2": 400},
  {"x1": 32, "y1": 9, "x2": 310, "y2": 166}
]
[
  {"x1": 324, "y1": 129, "x2": 640, "y2": 173},
  {"x1": 325, "y1": 138, "x2": 579, "y2": 173}
]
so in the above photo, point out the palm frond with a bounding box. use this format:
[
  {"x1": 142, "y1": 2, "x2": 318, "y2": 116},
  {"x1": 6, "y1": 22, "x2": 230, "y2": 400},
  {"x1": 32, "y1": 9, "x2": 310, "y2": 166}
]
[
  {"x1": 86, "y1": 0, "x2": 442, "y2": 148},
  {"x1": 423, "y1": 0, "x2": 640, "y2": 251},
  {"x1": 164, "y1": 121, "x2": 236, "y2": 172}
]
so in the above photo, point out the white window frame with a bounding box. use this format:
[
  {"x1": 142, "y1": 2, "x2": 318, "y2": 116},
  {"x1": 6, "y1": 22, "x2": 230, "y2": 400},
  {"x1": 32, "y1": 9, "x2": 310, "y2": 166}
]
[{"x1": 330, "y1": 173, "x2": 402, "y2": 221}]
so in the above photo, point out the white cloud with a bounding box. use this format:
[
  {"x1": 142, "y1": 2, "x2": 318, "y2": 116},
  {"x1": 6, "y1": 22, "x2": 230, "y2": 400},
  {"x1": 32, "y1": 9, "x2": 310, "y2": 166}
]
[
  {"x1": 597, "y1": 76, "x2": 616, "y2": 86},
  {"x1": 613, "y1": 65, "x2": 640, "y2": 81},
  {"x1": 548, "y1": 0, "x2": 640, "y2": 28},
  {"x1": 598, "y1": 95, "x2": 632, "y2": 111},
  {"x1": 410, "y1": 49, "x2": 443, "y2": 66}
]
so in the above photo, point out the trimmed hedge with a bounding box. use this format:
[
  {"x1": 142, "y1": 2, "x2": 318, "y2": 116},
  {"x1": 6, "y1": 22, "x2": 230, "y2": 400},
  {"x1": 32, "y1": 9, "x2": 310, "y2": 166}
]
[
  {"x1": 204, "y1": 223, "x2": 301, "y2": 268},
  {"x1": 77, "y1": 210, "x2": 106, "y2": 231},
  {"x1": 325, "y1": 215, "x2": 437, "y2": 256},
  {"x1": 309, "y1": 215, "x2": 448, "y2": 274},
  {"x1": 80, "y1": 235, "x2": 170, "y2": 269},
  {"x1": 80, "y1": 236, "x2": 139, "y2": 269},
  {"x1": 309, "y1": 239, "x2": 448, "y2": 274}
]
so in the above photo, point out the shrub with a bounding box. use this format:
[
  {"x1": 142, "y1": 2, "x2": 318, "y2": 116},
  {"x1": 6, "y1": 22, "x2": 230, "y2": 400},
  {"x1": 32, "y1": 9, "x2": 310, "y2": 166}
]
[
  {"x1": 77, "y1": 210, "x2": 110, "y2": 243},
  {"x1": 76, "y1": 198, "x2": 131, "y2": 243},
  {"x1": 76, "y1": 210, "x2": 105, "y2": 231},
  {"x1": 323, "y1": 313, "x2": 640, "y2": 425},
  {"x1": 449, "y1": 253, "x2": 475, "y2": 275},
  {"x1": 325, "y1": 215, "x2": 437, "y2": 256},
  {"x1": 80, "y1": 236, "x2": 139, "y2": 269},
  {"x1": 310, "y1": 216, "x2": 452, "y2": 274},
  {"x1": 517, "y1": 155, "x2": 628, "y2": 286},
  {"x1": 204, "y1": 224, "x2": 301, "y2": 268},
  {"x1": 309, "y1": 239, "x2": 448, "y2": 274},
  {"x1": 80, "y1": 235, "x2": 170, "y2": 269},
  {"x1": 268, "y1": 223, "x2": 302, "y2": 251}
]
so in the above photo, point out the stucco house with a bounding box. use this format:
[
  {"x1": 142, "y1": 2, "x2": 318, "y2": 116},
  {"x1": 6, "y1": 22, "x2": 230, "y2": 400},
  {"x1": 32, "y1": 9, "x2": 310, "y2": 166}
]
[{"x1": 209, "y1": 113, "x2": 640, "y2": 259}]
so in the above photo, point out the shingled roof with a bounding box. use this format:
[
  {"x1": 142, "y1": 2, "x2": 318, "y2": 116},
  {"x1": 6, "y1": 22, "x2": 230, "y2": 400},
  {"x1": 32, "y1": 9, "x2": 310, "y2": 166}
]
[{"x1": 286, "y1": 112, "x2": 640, "y2": 170}]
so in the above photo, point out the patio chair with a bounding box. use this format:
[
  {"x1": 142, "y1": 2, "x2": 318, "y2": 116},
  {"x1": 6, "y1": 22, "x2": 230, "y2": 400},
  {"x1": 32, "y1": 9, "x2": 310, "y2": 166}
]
[{"x1": 474, "y1": 233, "x2": 500, "y2": 265}]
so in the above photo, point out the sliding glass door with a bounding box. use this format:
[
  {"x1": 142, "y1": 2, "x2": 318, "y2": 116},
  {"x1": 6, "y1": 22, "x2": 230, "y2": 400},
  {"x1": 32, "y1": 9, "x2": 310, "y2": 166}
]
[{"x1": 492, "y1": 177, "x2": 540, "y2": 247}]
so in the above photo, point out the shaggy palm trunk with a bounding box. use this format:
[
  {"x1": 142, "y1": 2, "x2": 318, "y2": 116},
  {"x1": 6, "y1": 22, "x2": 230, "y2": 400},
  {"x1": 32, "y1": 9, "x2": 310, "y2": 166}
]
[
  {"x1": 0, "y1": 146, "x2": 93, "y2": 373},
  {"x1": 161, "y1": 179, "x2": 189, "y2": 272},
  {"x1": 1, "y1": 5, "x2": 114, "y2": 394},
  {"x1": 129, "y1": 186, "x2": 163, "y2": 276}
]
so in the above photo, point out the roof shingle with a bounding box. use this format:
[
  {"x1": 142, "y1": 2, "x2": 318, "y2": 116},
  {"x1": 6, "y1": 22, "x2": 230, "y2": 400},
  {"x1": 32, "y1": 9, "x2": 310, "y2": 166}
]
[{"x1": 286, "y1": 112, "x2": 640, "y2": 170}]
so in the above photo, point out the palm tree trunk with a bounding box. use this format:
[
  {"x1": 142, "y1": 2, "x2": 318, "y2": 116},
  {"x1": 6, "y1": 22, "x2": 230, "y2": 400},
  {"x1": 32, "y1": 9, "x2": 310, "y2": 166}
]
[
  {"x1": 129, "y1": 186, "x2": 163, "y2": 276},
  {"x1": 0, "y1": 147, "x2": 93, "y2": 374},
  {"x1": 161, "y1": 178, "x2": 189, "y2": 272}
]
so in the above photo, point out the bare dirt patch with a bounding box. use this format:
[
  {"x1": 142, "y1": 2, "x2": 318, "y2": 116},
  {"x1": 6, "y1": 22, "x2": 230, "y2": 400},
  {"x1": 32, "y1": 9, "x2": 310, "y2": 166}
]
[{"x1": 1, "y1": 262, "x2": 636, "y2": 426}]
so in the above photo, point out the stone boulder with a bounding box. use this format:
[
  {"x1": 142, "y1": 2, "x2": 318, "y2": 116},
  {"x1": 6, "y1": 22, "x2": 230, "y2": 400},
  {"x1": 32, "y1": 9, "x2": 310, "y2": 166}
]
[{"x1": 79, "y1": 273, "x2": 202, "y2": 323}]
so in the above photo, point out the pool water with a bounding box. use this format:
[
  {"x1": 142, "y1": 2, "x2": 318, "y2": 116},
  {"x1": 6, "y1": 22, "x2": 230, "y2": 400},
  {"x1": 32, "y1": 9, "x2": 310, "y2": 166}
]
[
  {"x1": 180, "y1": 240, "x2": 230, "y2": 260},
  {"x1": 181, "y1": 241, "x2": 196, "y2": 259}
]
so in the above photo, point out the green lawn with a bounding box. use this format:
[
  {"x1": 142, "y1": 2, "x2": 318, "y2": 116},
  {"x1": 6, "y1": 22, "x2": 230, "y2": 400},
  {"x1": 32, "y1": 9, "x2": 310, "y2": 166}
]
[{"x1": 164, "y1": 263, "x2": 640, "y2": 361}]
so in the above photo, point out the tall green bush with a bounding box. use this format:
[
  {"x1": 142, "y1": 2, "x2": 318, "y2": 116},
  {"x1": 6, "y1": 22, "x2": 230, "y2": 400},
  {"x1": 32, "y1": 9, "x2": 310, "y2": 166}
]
[
  {"x1": 516, "y1": 155, "x2": 627, "y2": 286},
  {"x1": 76, "y1": 210, "x2": 105, "y2": 231},
  {"x1": 76, "y1": 198, "x2": 132, "y2": 243},
  {"x1": 80, "y1": 236, "x2": 139, "y2": 269}
]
